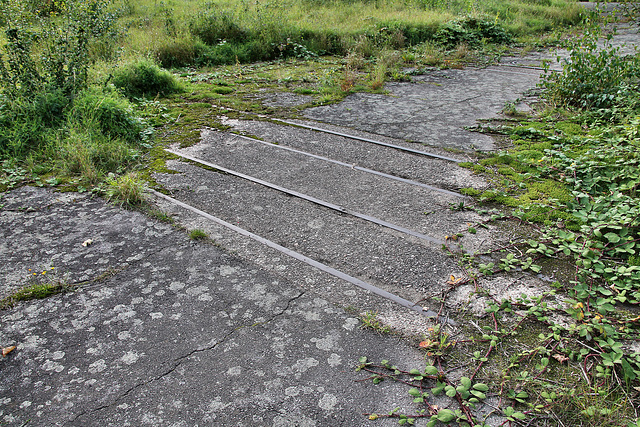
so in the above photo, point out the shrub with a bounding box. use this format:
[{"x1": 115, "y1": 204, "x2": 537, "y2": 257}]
[
  {"x1": 434, "y1": 17, "x2": 512, "y2": 49},
  {"x1": 541, "y1": 24, "x2": 640, "y2": 109},
  {"x1": 0, "y1": 0, "x2": 117, "y2": 100},
  {"x1": 189, "y1": 10, "x2": 247, "y2": 44},
  {"x1": 112, "y1": 59, "x2": 183, "y2": 99},
  {"x1": 71, "y1": 89, "x2": 145, "y2": 143}
]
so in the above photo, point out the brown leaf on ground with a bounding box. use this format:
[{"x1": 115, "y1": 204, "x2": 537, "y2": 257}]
[
  {"x1": 446, "y1": 274, "x2": 464, "y2": 285},
  {"x1": 2, "y1": 346, "x2": 16, "y2": 357}
]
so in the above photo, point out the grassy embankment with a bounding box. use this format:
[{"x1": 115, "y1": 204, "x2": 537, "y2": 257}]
[{"x1": 0, "y1": 0, "x2": 582, "y2": 196}]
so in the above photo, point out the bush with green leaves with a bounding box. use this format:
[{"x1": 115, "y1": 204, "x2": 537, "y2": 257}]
[
  {"x1": 541, "y1": 13, "x2": 640, "y2": 109},
  {"x1": 112, "y1": 59, "x2": 183, "y2": 99},
  {"x1": 0, "y1": 0, "x2": 118, "y2": 100},
  {"x1": 434, "y1": 17, "x2": 512, "y2": 49},
  {"x1": 0, "y1": 0, "x2": 136, "y2": 162}
]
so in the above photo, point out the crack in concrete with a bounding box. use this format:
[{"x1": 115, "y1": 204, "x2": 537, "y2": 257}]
[{"x1": 66, "y1": 291, "x2": 305, "y2": 425}]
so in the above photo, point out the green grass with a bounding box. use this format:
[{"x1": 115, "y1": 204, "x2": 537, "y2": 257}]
[
  {"x1": 105, "y1": 172, "x2": 148, "y2": 207},
  {"x1": 0, "y1": 280, "x2": 72, "y2": 309},
  {"x1": 188, "y1": 229, "x2": 208, "y2": 240},
  {"x1": 118, "y1": 0, "x2": 583, "y2": 67}
]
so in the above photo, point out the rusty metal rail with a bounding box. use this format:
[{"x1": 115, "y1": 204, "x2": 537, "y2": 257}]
[
  {"x1": 166, "y1": 148, "x2": 445, "y2": 246},
  {"x1": 274, "y1": 119, "x2": 463, "y2": 163},
  {"x1": 229, "y1": 133, "x2": 465, "y2": 198}
]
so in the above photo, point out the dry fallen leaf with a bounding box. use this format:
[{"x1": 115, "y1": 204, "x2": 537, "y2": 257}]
[
  {"x1": 2, "y1": 346, "x2": 16, "y2": 357},
  {"x1": 446, "y1": 275, "x2": 464, "y2": 285},
  {"x1": 82, "y1": 239, "x2": 93, "y2": 247}
]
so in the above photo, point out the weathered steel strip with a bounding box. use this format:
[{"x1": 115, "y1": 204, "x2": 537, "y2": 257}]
[
  {"x1": 273, "y1": 119, "x2": 463, "y2": 163},
  {"x1": 150, "y1": 189, "x2": 455, "y2": 324},
  {"x1": 230, "y1": 133, "x2": 465, "y2": 198},
  {"x1": 166, "y1": 149, "x2": 445, "y2": 246}
]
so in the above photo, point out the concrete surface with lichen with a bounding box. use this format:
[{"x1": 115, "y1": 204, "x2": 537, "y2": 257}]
[
  {"x1": 1, "y1": 9, "x2": 638, "y2": 425},
  {"x1": 0, "y1": 187, "x2": 425, "y2": 426}
]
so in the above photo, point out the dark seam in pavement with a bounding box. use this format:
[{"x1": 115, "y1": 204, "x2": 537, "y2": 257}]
[
  {"x1": 457, "y1": 94, "x2": 484, "y2": 104},
  {"x1": 273, "y1": 119, "x2": 464, "y2": 163},
  {"x1": 150, "y1": 189, "x2": 457, "y2": 326},
  {"x1": 165, "y1": 149, "x2": 445, "y2": 246},
  {"x1": 66, "y1": 292, "x2": 305, "y2": 425},
  {"x1": 224, "y1": 133, "x2": 465, "y2": 198}
]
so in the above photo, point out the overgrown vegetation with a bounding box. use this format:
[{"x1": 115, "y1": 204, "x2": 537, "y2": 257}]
[
  {"x1": 3, "y1": 1, "x2": 635, "y2": 425},
  {"x1": 359, "y1": 7, "x2": 639, "y2": 426},
  {"x1": 0, "y1": 0, "x2": 583, "y2": 194}
]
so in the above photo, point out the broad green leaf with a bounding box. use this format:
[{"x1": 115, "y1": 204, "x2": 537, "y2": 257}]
[{"x1": 437, "y1": 409, "x2": 457, "y2": 423}]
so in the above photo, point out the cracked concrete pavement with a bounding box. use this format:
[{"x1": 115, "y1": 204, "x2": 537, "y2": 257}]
[{"x1": 1, "y1": 187, "x2": 425, "y2": 426}]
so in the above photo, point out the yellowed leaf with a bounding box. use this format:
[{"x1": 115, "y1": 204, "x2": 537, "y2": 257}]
[
  {"x1": 446, "y1": 275, "x2": 464, "y2": 285},
  {"x1": 2, "y1": 346, "x2": 16, "y2": 357}
]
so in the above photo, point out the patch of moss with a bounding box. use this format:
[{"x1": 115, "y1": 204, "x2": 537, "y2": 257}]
[
  {"x1": 556, "y1": 121, "x2": 583, "y2": 136},
  {"x1": 522, "y1": 179, "x2": 572, "y2": 205},
  {"x1": 460, "y1": 187, "x2": 481, "y2": 196}
]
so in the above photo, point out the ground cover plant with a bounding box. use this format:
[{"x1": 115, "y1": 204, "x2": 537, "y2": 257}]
[{"x1": 355, "y1": 7, "x2": 639, "y2": 426}]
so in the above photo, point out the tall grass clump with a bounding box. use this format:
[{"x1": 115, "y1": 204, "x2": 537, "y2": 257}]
[
  {"x1": 0, "y1": 0, "x2": 150, "y2": 185},
  {"x1": 111, "y1": 59, "x2": 183, "y2": 99},
  {"x1": 105, "y1": 172, "x2": 148, "y2": 206}
]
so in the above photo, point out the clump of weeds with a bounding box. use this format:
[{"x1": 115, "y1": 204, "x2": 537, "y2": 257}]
[{"x1": 1, "y1": 267, "x2": 72, "y2": 309}]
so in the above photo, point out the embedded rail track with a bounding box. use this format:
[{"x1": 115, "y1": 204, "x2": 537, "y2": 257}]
[{"x1": 152, "y1": 117, "x2": 490, "y2": 323}]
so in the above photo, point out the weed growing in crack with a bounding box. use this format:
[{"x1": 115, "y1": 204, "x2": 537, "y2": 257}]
[
  {"x1": 1, "y1": 266, "x2": 72, "y2": 309},
  {"x1": 359, "y1": 311, "x2": 392, "y2": 334},
  {"x1": 188, "y1": 229, "x2": 208, "y2": 241}
]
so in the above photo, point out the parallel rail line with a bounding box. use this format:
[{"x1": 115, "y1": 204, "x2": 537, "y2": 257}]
[
  {"x1": 166, "y1": 148, "x2": 445, "y2": 246},
  {"x1": 227, "y1": 133, "x2": 464, "y2": 198},
  {"x1": 151, "y1": 189, "x2": 455, "y2": 324}
]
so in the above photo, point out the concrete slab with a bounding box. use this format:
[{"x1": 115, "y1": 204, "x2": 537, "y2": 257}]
[
  {"x1": 304, "y1": 67, "x2": 541, "y2": 151},
  {"x1": 0, "y1": 187, "x2": 425, "y2": 426}
]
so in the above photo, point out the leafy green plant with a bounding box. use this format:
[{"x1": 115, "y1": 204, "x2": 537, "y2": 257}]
[
  {"x1": 0, "y1": 0, "x2": 117, "y2": 100},
  {"x1": 435, "y1": 17, "x2": 512, "y2": 50},
  {"x1": 541, "y1": 11, "x2": 640, "y2": 109},
  {"x1": 359, "y1": 311, "x2": 392, "y2": 334}
]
